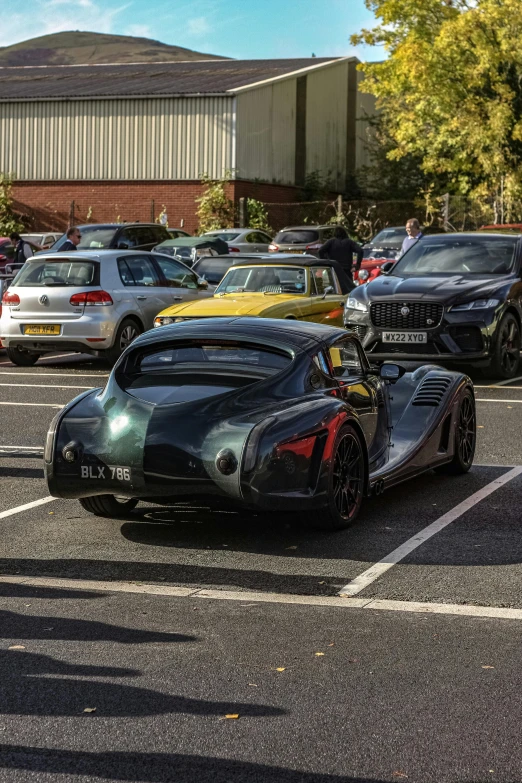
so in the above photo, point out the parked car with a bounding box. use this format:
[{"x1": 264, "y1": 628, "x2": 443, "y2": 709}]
[
  {"x1": 0, "y1": 238, "x2": 15, "y2": 271},
  {"x1": 167, "y1": 228, "x2": 191, "y2": 239},
  {"x1": 357, "y1": 226, "x2": 447, "y2": 284},
  {"x1": 47, "y1": 223, "x2": 170, "y2": 253},
  {"x1": 191, "y1": 253, "x2": 280, "y2": 288},
  {"x1": 153, "y1": 255, "x2": 352, "y2": 328},
  {"x1": 45, "y1": 318, "x2": 476, "y2": 529},
  {"x1": 344, "y1": 231, "x2": 522, "y2": 379},
  {"x1": 269, "y1": 225, "x2": 343, "y2": 256},
  {"x1": 202, "y1": 228, "x2": 273, "y2": 253},
  {"x1": 478, "y1": 224, "x2": 522, "y2": 233},
  {"x1": 21, "y1": 232, "x2": 62, "y2": 251},
  {"x1": 153, "y1": 236, "x2": 229, "y2": 264},
  {"x1": 0, "y1": 250, "x2": 211, "y2": 366}
]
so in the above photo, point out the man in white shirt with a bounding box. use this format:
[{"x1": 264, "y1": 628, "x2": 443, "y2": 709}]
[{"x1": 399, "y1": 219, "x2": 423, "y2": 257}]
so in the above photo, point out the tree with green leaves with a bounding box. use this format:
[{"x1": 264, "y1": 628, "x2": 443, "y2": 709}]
[
  {"x1": 0, "y1": 174, "x2": 23, "y2": 235},
  {"x1": 195, "y1": 172, "x2": 235, "y2": 233},
  {"x1": 352, "y1": 0, "x2": 522, "y2": 208}
]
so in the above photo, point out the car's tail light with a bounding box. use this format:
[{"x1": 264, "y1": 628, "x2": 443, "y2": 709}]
[
  {"x1": 70, "y1": 290, "x2": 113, "y2": 306},
  {"x1": 2, "y1": 291, "x2": 20, "y2": 306},
  {"x1": 306, "y1": 243, "x2": 322, "y2": 252},
  {"x1": 243, "y1": 417, "x2": 276, "y2": 472},
  {"x1": 268, "y1": 243, "x2": 279, "y2": 252},
  {"x1": 228, "y1": 246, "x2": 240, "y2": 252},
  {"x1": 0, "y1": 255, "x2": 7, "y2": 262}
]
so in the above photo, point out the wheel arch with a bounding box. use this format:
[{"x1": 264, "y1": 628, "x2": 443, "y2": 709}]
[
  {"x1": 110, "y1": 313, "x2": 144, "y2": 346},
  {"x1": 343, "y1": 415, "x2": 370, "y2": 496}
]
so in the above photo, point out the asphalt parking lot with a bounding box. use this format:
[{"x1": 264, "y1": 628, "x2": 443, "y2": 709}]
[{"x1": 1, "y1": 350, "x2": 522, "y2": 782}]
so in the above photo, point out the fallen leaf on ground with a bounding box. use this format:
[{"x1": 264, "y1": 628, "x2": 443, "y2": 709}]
[
  {"x1": 223, "y1": 714, "x2": 239, "y2": 719},
  {"x1": 276, "y1": 667, "x2": 286, "y2": 672},
  {"x1": 328, "y1": 643, "x2": 335, "y2": 647},
  {"x1": 318, "y1": 581, "x2": 325, "y2": 585},
  {"x1": 393, "y1": 773, "x2": 408, "y2": 779},
  {"x1": 8, "y1": 645, "x2": 25, "y2": 650},
  {"x1": 248, "y1": 683, "x2": 258, "y2": 687},
  {"x1": 285, "y1": 546, "x2": 298, "y2": 550},
  {"x1": 48, "y1": 512, "x2": 54, "y2": 515},
  {"x1": 482, "y1": 665, "x2": 495, "y2": 669},
  {"x1": 83, "y1": 707, "x2": 96, "y2": 713},
  {"x1": 315, "y1": 652, "x2": 325, "y2": 657},
  {"x1": 478, "y1": 425, "x2": 484, "y2": 429}
]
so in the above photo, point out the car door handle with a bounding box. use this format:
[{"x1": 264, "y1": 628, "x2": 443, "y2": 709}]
[
  {"x1": 136, "y1": 295, "x2": 147, "y2": 300},
  {"x1": 173, "y1": 295, "x2": 183, "y2": 301}
]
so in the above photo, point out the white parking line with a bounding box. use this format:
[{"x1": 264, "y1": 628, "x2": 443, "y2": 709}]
[
  {"x1": 0, "y1": 383, "x2": 93, "y2": 389},
  {"x1": 495, "y1": 375, "x2": 522, "y2": 386},
  {"x1": 3, "y1": 575, "x2": 522, "y2": 621},
  {"x1": 476, "y1": 398, "x2": 522, "y2": 403},
  {"x1": 0, "y1": 496, "x2": 56, "y2": 520},
  {"x1": 0, "y1": 372, "x2": 108, "y2": 377},
  {"x1": 475, "y1": 385, "x2": 522, "y2": 390},
  {"x1": 339, "y1": 466, "x2": 522, "y2": 597},
  {"x1": 0, "y1": 402, "x2": 62, "y2": 408}
]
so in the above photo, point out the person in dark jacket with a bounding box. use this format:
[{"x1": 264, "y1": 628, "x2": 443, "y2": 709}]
[
  {"x1": 318, "y1": 227, "x2": 363, "y2": 284},
  {"x1": 9, "y1": 232, "x2": 34, "y2": 265},
  {"x1": 58, "y1": 226, "x2": 81, "y2": 252}
]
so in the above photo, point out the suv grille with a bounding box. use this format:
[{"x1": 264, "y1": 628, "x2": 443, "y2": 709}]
[
  {"x1": 412, "y1": 375, "x2": 452, "y2": 407},
  {"x1": 346, "y1": 323, "x2": 368, "y2": 342},
  {"x1": 371, "y1": 302, "x2": 443, "y2": 329}
]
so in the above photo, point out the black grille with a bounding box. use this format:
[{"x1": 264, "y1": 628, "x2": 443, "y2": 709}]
[
  {"x1": 371, "y1": 302, "x2": 443, "y2": 329},
  {"x1": 346, "y1": 323, "x2": 368, "y2": 342},
  {"x1": 449, "y1": 326, "x2": 484, "y2": 353},
  {"x1": 412, "y1": 375, "x2": 452, "y2": 406},
  {"x1": 371, "y1": 341, "x2": 440, "y2": 355}
]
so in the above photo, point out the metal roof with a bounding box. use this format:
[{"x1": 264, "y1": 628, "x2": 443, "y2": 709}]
[{"x1": 0, "y1": 58, "x2": 341, "y2": 100}]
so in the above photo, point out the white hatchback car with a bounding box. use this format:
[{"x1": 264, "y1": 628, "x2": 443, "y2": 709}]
[{"x1": 0, "y1": 250, "x2": 211, "y2": 366}]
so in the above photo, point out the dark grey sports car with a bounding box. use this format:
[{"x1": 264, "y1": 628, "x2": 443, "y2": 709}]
[{"x1": 44, "y1": 318, "x2": 476, "y2": 530}]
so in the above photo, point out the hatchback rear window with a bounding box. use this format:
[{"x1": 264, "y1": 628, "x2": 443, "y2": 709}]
[
  {"x1": 138, "y1": 343, "x2": 292, "y2": 372},
  {"x1": 205, "y1": 232, "x2": 240, "y2": 242},
  {"x1": 275, "y1": 230, "x2": 319, "y2": 244},
  {"x1": 13, "y1": 259, "x2": 100, "y2": 287}
]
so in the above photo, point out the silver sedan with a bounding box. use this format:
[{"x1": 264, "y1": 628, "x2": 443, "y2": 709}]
[
  {"x1": 202, "y1": 229, "x2": 273, "y2": 254},
  {"x1": 0, "y1": 250, "x2": 211, "y2": 366}
]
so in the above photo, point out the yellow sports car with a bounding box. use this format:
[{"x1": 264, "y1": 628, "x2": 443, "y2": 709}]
[{"x1": 153, "y1": 256, "x2": 351, "y2": 328}]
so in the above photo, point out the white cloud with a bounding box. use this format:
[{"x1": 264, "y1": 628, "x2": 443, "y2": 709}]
[
  {"x1": 125, "y1": 24, "x2": 153, "y2": 38},
  {"x1": 187, "y1": 16, "x2": 210, "y2": 36}
]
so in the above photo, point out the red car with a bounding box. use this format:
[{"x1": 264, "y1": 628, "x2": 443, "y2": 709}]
[{"x1": 0, "y1": 238, "x2": 15, "y2": 271}]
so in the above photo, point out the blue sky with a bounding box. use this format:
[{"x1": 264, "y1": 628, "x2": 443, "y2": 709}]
[{"x1": 2, "y1": 0, "x2": 383, "y2": 61}]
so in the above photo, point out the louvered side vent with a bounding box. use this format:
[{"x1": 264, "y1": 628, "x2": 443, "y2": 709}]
[{"x1": 412, "y1": 376, "x2": 451, "y2": 407}]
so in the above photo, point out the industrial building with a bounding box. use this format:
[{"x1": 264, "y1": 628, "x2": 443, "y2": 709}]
[{"x1": 0, "y1": 57, "x2": 374, "y2": 231}]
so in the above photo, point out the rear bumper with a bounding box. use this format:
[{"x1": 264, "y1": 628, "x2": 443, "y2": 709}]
[{"x1": 0, "y1": 311, "x2": 117, "y2": 353}]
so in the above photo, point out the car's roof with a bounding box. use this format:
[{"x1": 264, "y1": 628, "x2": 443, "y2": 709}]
[
  {"x1": 22, "y1": 249, "x2": 173, "y2": 260},
  {"x1": 156, "y1": 237, "x2": 227, "y2": 247},
  {"x1": 133, "y1": 317, "x2": 347, "y2": 352},
  {"x1": 417, "y1": 231, "x2": 521, "y2": 239},
  {"x1": 229, "y1": 254, "x2": 333, "y2": 267},
  {"x1": 278, "y1": 225, "x2": 342, "y2": 231},
  {"x1": 75, "y1": 223, "x2": 161, "y2": 231}
]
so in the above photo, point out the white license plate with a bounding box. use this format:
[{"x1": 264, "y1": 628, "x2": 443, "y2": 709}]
[
  {"x1": 382, "y1": 332, "x2": 427, "y2": 344},
  {"x1": 80, "y1": 465, "x2": 132, "y2": 481}
]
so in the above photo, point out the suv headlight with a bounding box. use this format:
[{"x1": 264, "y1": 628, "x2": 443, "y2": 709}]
[
  {"x1": 450, "y1": 299, "x2": 500, "y2": 311},
  {"x1": 346, "y1": 297, "x2": 368, "y2": 312}
]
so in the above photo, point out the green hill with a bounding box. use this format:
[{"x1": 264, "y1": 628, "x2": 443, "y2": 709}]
[{"x1": 0, "y1": 31, "x2": 227, "y2": 66}]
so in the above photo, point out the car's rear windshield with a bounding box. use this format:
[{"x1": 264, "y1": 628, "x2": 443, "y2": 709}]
[
  {"x1": 370, "y1": 228, "x2": 407, "y2": 247},
  {"x1": 136, "y1": 342, "x2": 292, "y2": 373},
  {"x1": 216, "y1": 266, "x2": 307, "y2": 294},
  {"x1": 21, "y1": 235, "x2": 42, "y2": 244},
  {"x1": 205, "y1": 232, "x2": 240, "y2": 241},
  {"x1": 394, "y1": 236, "x2": 519, "y2": 276},
  {"x1": 193, "y1": 258, "x2": 232, "y2": 283},
  {"x1": 275, "y1": 230, "x2": 319, "y2": 244},
  {"x1": 13, "y1": 259, "x2": 100, "y2": 287}
]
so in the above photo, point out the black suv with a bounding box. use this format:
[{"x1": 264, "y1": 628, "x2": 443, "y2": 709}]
[
  {"x1": 48, "y1": 223, "x2": 170, "y2": 253},
  {"x1": 344, "y1": 231, "x2": 522, "y2": 379}
]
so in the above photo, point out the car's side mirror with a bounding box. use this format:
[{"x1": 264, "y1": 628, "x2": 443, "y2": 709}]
[
  {"x1": 380, "y1": 363, "x2": 406, "y2": 383},
  {"x1": 197, "y1": 277, "x2": 209, "y2": 290},
  {"x1": 117, "y1": 241, "x2": 129, "y2": 250},
  {"x1": 381, "y1": 261, "x2": 396, "y2": 275}
]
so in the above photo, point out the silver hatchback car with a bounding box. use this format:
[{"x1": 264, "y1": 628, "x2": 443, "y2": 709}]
[{"x1": 0, "y1": 250, "x2": 211, "y2": 366}]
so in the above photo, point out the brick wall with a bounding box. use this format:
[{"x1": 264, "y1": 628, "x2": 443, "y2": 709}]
[{"x1": 12, "y1": 179, "x2": 303, "y2": 234}]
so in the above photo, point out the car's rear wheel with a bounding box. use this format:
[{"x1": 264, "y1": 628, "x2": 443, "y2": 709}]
[
  {"x1": 489, "y1": 313, "x2": 521, "y2": 379},
  {"x1": 435, "y1": 390, "x2": 476, "y2": 475},
  {"x1": 79, "y1": 495, "x2": 138, "y2": 517},
  {"x1": 6, "y1": 346, "x2": 39, "y2": 366},
  {"x1": 310, "y1": 423, "x2": 366, "y2": 531},
  {"x1": 103, "y1": 318, "x2": 142, "y2": 364}
]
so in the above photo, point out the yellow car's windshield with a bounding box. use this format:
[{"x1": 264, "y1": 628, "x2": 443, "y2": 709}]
[{"x1": 216, "y1": 266, "x2": 307, "y2": 295}]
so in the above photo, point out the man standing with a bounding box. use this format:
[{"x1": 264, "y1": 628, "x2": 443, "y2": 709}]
[
  {"x1": 9, "y1": 232, "x2": 34, "y2": 265},
  {"x1": 58, "y1": 226, "x2": 81, "y2": 252},
  {"x1": 399, "y1": 219, "x2": 423, "y2": 257},
  {"x1": 318, "y1": 227, "x2": 363, "y2": 286}
]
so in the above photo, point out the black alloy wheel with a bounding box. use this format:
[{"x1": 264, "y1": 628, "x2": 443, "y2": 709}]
[
  {"x1": 490, "y1": 313, "x2": 521, "y2": 379},
  {"x1": 435, "y1": 389, "x2": 476, "y2": 475},
  {"x1": 312, "y1": 423, "x2": 366, "y2": 531},
  {"x1": 79, "y1": 495, "x2": 138, "y2": 518}
]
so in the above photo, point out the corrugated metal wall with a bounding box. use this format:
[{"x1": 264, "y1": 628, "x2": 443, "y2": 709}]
[
  {"x1": 355, "y1": 70, "x2": 376, "y2": 172},
  {"x1": 0, "y1": 97, "x2": 235, "y2": 180},
  {"x1": 305, "y1": 61, "x2": 349, "y2": 191},
  {"x1": 235, "y1": 80, "x2": 296, "y2": 184}
]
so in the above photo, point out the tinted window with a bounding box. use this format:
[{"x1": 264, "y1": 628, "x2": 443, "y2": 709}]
[
  {"x1": 394, "y1": 236, "x2": 518, "y2": 276},
  {"x1": 245, "y1": 233, "x2": 257, "y2": 243},
  {"x1": 253, "y1": 232, "x2": 271, "y2": 243},
  {"x1": 152, "y1": 226, "x2": 170, "y2": 243},
  {"x1": 328, "y1": 340, "x2": 362, "y2": 378},
  {"x1": 154, "y1": 256, "x2": 197, "y2": 288},
  {"x1": 117, "y1": 256, "x2": 160, "y2": 286},
  {"x1": 216, "y1": 266, "x2": 307, "y2": 294},
  {"x1": 371, "y1": 228, "x2": 407, "y2": 248},
  {"x1": 139, "y1": 343, "x2": 292, "y2": 372},
  {"x1": 205, "y1": 232, "x2": 240, "y2": 242},
  {"x1": 320, "y1": 228, "x2": 335, "y2": 240},
  {"x1": 193, "y1": 257, "x2": 232, "y2": 284},
  {"x1": 311, "y1": 266, "x2": 337, "y2": 295},
  {"x1": 74, "y1": 227, "x2": 117, "y2": 249},
  {"x1": 275, "y1": 230, "x2": 319, "y2": 244},
  {"x1": 14, "y1": 259, "x2": 99, "y2": 287},
  {"x1": 133, "y1": 227, "x2": 155, "y2": 245}
]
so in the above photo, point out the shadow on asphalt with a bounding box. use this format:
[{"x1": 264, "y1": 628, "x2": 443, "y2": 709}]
[
  {"x1": 0, "y1": 746, "x2": 390, "y2": 782},
  {"x1": 0, "y1": 582, "x2": 103, "y2": 600}
]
